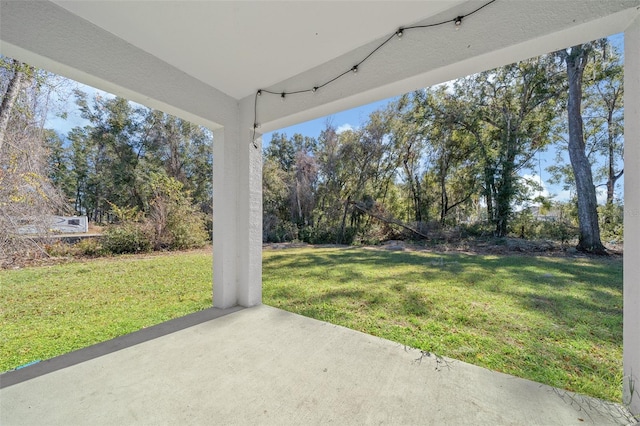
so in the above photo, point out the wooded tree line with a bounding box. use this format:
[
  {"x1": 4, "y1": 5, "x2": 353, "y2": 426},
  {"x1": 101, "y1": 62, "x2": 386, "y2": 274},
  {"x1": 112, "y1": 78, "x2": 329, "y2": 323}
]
[
  {"x1": 46, "y1": 90, "x2": 213, "y2": 224},
  {"x1": 263, "y1": 41, "x2": 624, "y2": 253},
  {"x1": 1, "y1": 55, "x2": 213, "y2": 263},
  {"x1": 0, "y1": 38, "x2": 624, "y2": 263}
]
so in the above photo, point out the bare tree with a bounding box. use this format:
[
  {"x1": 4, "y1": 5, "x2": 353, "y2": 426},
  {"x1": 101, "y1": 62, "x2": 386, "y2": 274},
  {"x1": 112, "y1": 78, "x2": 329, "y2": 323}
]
[{"x1": 0, "y1": 57, "x2": 67, "y2": 267}]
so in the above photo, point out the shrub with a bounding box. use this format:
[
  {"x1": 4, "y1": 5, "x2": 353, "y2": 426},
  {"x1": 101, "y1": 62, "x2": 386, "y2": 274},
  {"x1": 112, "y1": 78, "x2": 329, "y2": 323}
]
[
  {"x1": 75, "y1": 238, "x2": 104, "y2": 256},
  {"x1": 263, "y1": 217, "x2": 298, "y2": 242},
  {"x1": 166, "y1": 212, "x2": 209, "y2": 250},
  {"x1": 460, "y1": 221, "x2": 494, "y2": 238},
  {"x1": 44, "y1": 241, "x2": 77, "y2": 257},
  {"x1": 147, "y1": 174, "x2": 209, "y2": 250},
  {"x1": 102, "y1": 223, "x2": 153, "y2": 254},
  {"x1": 599, "y1": 202, "x2": 624, "y2": 244}
]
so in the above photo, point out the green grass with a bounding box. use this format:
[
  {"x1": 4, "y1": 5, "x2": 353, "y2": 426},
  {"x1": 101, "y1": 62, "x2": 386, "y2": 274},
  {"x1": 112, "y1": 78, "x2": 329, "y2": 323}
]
[
  {"x1": 262, "y1": 247, "x2": 623, "y2": 402},
  {"x1": 0, "y1": 251, "x2": 212, "y2": 372},
  {"x1": 1, "y1": 247, "x2": 623, "y2": 402}
]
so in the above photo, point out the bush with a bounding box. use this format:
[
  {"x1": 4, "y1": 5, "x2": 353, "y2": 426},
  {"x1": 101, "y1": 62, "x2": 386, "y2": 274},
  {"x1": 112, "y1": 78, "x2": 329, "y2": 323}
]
[
  {"x1": 599, "y1": 203, "x2": 624, "y2": 244},
  {"x1": 460, "y1": 221, "x2": 495, "y2": 238},
  {"x1": 147, "y1": 174, "x2": 209, "y2": 250},
  {"x1": 44, "y1": 241, "x2": 77, "y2": 257},
  {"x1": 263, "y1": 216, "x2": 298, "y2": 242},
  {"x1": 102, "y1": 223, "x2": 153, "y2": 254},
  {"x1": 75, "y1": 238, "x2": 104, "y2": 256},
  {"x1": 166, "y1": 212, "x2": 209, "y2": 250}
]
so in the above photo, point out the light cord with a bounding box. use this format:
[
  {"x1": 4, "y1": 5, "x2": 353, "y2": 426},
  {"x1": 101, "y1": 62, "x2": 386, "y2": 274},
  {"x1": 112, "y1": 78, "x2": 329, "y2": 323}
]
[{"x1": 251, "y1": 0, "x2": 497, "y2": 147}]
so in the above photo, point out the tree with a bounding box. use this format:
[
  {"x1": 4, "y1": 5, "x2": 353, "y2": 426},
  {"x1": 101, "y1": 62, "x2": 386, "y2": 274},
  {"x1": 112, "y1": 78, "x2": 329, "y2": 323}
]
[
  {"x1": 403, "y1": 57, "x2": 561, "y2": 237},
  {"x1": 0, "y1": 59, "x2": 30, "y2": 159},
  {"x1": 557, "y1": 44, "x2": 607, "y2": 254},
  {"x1": 584, "y1": 41, "x2": 624, "y2": 211},
  {"x1": 471, "y1": 58, "x2": 561, "y2": 237},
  {"x1": 0, "y1": 56, "x2": 67, "y2": 266},
  {"x1": 410, "y1": 87, "x2": 481, "y2": 226},
  {"x1": 391, "y1": 95, "x2": 429, "y2": 224},
  {"x1": 71, "y1": 91, "x2": 214, "y2": 223}
]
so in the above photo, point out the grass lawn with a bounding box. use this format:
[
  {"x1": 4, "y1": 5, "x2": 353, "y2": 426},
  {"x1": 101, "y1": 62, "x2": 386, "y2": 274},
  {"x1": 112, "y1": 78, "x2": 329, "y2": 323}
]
[
  {"x1": 0, "y1": 251, "x2": 213, "y2": 373},
  {"x1": 262, "y1": 247, "x2": 623, "y2": 402},
  {"x1": 1, "y1": 246, "x2": 623, "y2": 402}
]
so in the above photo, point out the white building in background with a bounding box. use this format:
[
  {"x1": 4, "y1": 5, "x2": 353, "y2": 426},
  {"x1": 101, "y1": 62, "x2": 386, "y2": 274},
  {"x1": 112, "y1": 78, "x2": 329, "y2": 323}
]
[{"x1": 17, "y1": 216, "x2": 88, "y2": 235}]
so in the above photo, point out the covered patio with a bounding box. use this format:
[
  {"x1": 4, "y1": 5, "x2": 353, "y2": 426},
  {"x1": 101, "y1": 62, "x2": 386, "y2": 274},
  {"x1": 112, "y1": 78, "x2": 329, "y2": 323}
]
[
  {"x1": 2, "y1": 0, "x2": 640, "y2": 423},
  {"x1": 1, "y1": 305, "x2": 635, "y2": 424}
]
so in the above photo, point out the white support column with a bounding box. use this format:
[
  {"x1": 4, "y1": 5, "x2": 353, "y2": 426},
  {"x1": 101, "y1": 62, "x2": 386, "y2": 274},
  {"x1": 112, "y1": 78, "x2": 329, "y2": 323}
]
[
  {"x1": 212, "y1": 102, "x2": 263, "y2": 309},
  {"x1": 212, "y1": 121, "x2": 239, "y2": 309},
  {"x1": 624, "y1": 14, "x2": 640, "y2": 415},
  {"x1": 237, "y1": 100, "x2": 263, "y2": 307}
]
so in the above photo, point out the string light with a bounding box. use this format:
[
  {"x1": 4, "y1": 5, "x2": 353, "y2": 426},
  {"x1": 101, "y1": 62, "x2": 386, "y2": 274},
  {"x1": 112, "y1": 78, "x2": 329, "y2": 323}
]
[{"x1": 250, "y1": 0, "x2": 496, "y2": 148}]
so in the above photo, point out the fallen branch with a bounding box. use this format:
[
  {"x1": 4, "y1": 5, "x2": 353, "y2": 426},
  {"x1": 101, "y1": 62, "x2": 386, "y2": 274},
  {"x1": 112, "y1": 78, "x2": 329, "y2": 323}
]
[{"x1": 350, "y1": 201, "x2": 429, "y2": 239}]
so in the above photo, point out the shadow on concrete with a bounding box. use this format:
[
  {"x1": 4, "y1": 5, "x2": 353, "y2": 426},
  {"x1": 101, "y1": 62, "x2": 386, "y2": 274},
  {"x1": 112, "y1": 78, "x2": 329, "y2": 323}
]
[{"x1": 0, "y1": 306, "x2": 243, "y2": 388}]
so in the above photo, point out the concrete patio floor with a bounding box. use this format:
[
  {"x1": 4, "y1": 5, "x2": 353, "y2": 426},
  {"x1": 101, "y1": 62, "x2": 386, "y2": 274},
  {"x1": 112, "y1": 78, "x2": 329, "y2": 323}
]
[{"x1": 0, "y1": 305, "x2": 635, "y2": 425}]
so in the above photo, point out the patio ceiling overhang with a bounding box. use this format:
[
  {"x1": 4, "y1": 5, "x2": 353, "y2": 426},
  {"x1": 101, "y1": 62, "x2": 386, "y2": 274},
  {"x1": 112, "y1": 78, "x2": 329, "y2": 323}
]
[
  {"x1": 0, "y1": 1, "x2": 637, "y2": 132},
  {"x1": 2, "y1": 0, "x2": 640, "y2": 416}
]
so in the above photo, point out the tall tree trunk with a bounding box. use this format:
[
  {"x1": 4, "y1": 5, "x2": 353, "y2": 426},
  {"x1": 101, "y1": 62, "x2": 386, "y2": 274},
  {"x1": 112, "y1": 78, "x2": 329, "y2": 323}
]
[
  {"x1": 338, "y1": 196, "x2": 351, "y2": 244},
  {"x1": 0, "y1": 59, "x2": 26, "y2": 160},
  {"x1": 562, "y1": 45, "x2": 607, "y2": 254},
  {"x1": 605, "y1": 107, "x2": 623, "y2": 205},
  {"x1": 483, "y1": 166, "x2": 495, "y2": 224}
]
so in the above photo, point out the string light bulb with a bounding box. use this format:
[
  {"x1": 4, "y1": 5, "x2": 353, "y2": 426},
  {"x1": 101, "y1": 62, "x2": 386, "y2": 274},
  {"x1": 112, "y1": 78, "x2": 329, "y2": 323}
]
[
  {"x1": 396, "y1": 28, "x2": 404, "y2": 38},
  {"x1": 312, "y1": 87, "x2": 318, "y2": 93},
  {"x1": 454, "y1": 16, "x2": 463, "y2": 29},
  {"x1": 281, "y1": 92, "x2": 286, "y2": 101},
  {"x1": 257, "y1": 89, "x2": 262, "y2": 96},
  {"x1": 254, "y1": 122, "x2": 261, "y2": 129},
  {"x1": 352, "y1": 65, "x2": 358, "y2": 74}
]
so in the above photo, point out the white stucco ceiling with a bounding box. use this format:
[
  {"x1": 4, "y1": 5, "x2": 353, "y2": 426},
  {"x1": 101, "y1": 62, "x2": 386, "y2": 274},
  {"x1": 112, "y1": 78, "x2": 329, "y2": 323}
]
[
  {"x1": 1, "y1": 1, "x2": 640, "y2": 131},
  {"x1": 51, "y1": 1, "x2": 463, "y2": 100}
]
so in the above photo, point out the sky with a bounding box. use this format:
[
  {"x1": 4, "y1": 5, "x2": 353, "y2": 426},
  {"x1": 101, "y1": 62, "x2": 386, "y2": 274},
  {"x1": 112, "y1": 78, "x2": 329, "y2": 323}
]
[{"x1": 46, "y1": 33, "x2": 625, "y2": 205}]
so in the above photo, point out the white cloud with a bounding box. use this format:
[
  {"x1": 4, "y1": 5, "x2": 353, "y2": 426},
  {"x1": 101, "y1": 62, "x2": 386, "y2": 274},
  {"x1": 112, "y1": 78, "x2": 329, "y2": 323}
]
[
  {"x1": 336, "y1": 123, "x2": 354, "y2": 134},
  {"x1": 553, "y1": 189, "x2": 573, "y2": 203}
]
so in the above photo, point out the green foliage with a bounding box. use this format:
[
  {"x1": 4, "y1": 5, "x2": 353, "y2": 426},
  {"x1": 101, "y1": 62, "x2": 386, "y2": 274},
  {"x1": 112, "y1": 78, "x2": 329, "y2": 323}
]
[
  {"x1": 166, "y1": 212, "x2": 209, "y2": 250},
  {"x1": 45, "y1": 238, "x2": 106, "y2": 258},
  {"x1": 510, "y1": 209, "x2": 578, "y2": 242},
  {"x1": 108, "y1": 201, "x2": 143, "y2": 222},
  {"x1": 459, "y1": 221, "x2": 495, "y2": 238},
  {"x1": 263, "y1": 218, "x2": 298, "y2": 243},
  {"x1": 102, "y1": 222, "x2": 153, "y2": 254},
  {"x1": 147, "y1": 173, "x2": 208, "y2": 250},
  {"x1": 52, "y1": 89, "x2": 212, "y2": 225},
  {"x1": 75, "y1": 238, "x2": 104, "y2": 256},
  {"x1": 599, "y1": 202, "x2": 624, "y2": 243}
]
